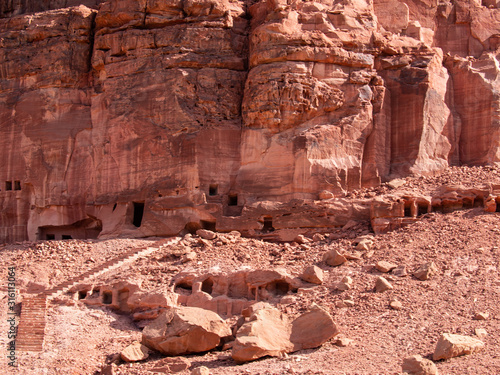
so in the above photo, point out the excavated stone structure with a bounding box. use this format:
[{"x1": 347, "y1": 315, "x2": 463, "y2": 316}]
[{"x1": 1, "y1": 0, "x2": 500, "y2": 242}]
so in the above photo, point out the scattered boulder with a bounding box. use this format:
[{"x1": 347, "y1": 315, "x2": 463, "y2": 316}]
[
  {"x1": 300, "y1": 265, "x2": 324, "y2": 285},
  {"x1": 474, "y1": 312, "x2": 489, "y2": 320},
  {"x1": 182, "y1": 252, "x2": 197, "y2": 263},
  {"x1": 375, "y1": 276, "x2": 393, "y2": 292},
  {"x1": 142, "y1": 307, "x2": 232, "y2": 355},
  {"x1": 356, "y1": 238, "x2": 374, "y2": 251},
  {"x1": 334, "y1": 337, "x2": 353, "y2": 347},
  {"x1": 232, "y1": 304, "x2": 294, "y2": 363},
  {"x1": 343, "y1": 299, "x2": 355, "y2": 307},
  {"x1": 294, "y1": 234, "x2": 309, "y2": 244},
  {"x1": 290, "y1": 304, "x2": 339, "y2": 351},
  {"x1": 393, "y1": 265, "x2": 408, "y2": 277},
  {"x1": 376, "y1": 261, "x2": 398, "y2": 273},
  {"x1": 151, "y1": 357, "x2": 191, "y2": 373},
  {"x1": 387, "y1": 179, "x2": 406, "y2": 189},
  {"x1": 120, "y1": 341, "x2": 150, "y2": 362},
  {"x1": 319, "y1": 190, "x2": 334, "y2": 200},
  {"x1": 312, "y1": 233, "x2": 325, "y2": 242},
  {"x1": 232, "y1": 304, "x2": 338, "y2": 363},
  {"x1": 413, "y1": 262, "x2": 438, "y2": 280},
  {"x1": 191, "y1": 367, "x2": 210, "y2": 375},
  {"x1": 196, "y1": 229, "x2": 217, "y2": 240},
  {"x1": 390, "y1": 299, "x2": 403, "y2": 310},
  {"x1": 345, "y1": 251, "x2": 362, "y2": 260},
  {"x1": 100, "y1": 364, "x2": 117, "y2": 375},
  {"x1": 433, "y1": 333, "x2": 485, "y2": 360},
  {"x1": 323, "y1": 249, "x2": 347, "y2": 266},
  {"x1": 336, "y1": 276, "x2": 353, "y2": 291},
  {"x1": 402, "y1": 354, "x2": 438, "y2": 375},
  {"x1": 475, "y1": 328, "x2": 488, "y2": 338}
]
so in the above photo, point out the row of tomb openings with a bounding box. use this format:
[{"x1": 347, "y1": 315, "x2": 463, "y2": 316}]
[
  {"x1": 36, "y1": 193, "x2": 500, "y2": 241},
  {"x1": 3, "y1": 181, "x2": 21, "y2": 191},
  {"x1": 402, "y1": 196, "x2": 498, "y2": 217}
]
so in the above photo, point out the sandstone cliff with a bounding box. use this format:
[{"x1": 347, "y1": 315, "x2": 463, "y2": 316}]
[{"x1": 1, "y1": 0, "x2": 500, "y2": 242}]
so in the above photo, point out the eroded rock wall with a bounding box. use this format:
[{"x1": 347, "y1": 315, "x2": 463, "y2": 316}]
[{"x1": 1, "y1": 0, "x2": 500, "y2": 242}]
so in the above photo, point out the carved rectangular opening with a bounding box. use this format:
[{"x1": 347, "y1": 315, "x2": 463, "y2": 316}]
[
  {"x1": 62, "y1": 235, "x2": 72, "y2": 240},
  {"x1": 5, "y1": 181, "x2": 12, "y2": 191},
  {"x1": 14, "y1": 181, "x2": 21, "y2": 190},
  {"x1": 201, "y1": 220, "x2": 216, "y2": 231},
  {"x1": 102, "y1": 291, "x2": 113, "y2": 305},
  {"x1": 209, "y1": 184, "x2": 218, "y2": 196},
  {"x1": 132, "y1": 202, "x2": 144, "y2": 227},
  {"x1": 78, "y1": 291, "x2": 87, "y2": 300},
  {"x1": 417, "y1": 203, "x2": 428, "y2": 216},
  {"x1": 463, "y1": 198, "x2": 474, "y2": 209},
  {"x1": 473, "y1": 197, "x2": 483, "y2": 208},
  {"x1": 228, "y1": 194, "x2": 238, "y2": 206},
  {"x1": 46, "y1": 234, "x2": 55, "y2": 240},
  {"x1": 404, "y1": 206, "x2": 412, "y2": 217},
  {"x1": 262, "y1": 216, "x2": 275, "y2": 232},
  {"x1": 496, "y1": 200, "x2": 500, "y2": 213}
]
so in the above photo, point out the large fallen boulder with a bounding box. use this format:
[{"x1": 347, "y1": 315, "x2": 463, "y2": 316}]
[
  {"x1": 232, "y1": 304, "x2": 338, "y2": 363},
  {"x1": 142, "y1": 306, "x2": 232, "y2": 355},
  {"x1": 433, "y1": 333, "x2": 485, "y2": 360}
]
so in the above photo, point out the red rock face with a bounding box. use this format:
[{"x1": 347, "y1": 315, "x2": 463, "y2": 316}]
[{"x1": 1, "y1": 0, "x2": 500, "y2": 242}]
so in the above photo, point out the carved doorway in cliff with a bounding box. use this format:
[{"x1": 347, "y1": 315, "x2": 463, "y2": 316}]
[
  {"x1": 37, "y1": 218, "x2": 102, "y2": 241},
  {"x1": 132, "y1": 202, "x2": 144, "y2": 227},
  {"x1": 261, "y1": 216, "x2": 275, "y2": 232}
]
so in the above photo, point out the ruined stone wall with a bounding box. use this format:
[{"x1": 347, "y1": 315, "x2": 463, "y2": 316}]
[{"x1": 1, "y1": 0, "x2": 500, "y2": 242}]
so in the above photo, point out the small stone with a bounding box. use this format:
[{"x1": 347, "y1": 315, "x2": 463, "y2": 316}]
[
  {"x1": 474, "y1": 312, "x2": 489, "y2": 320},
  {"x1": 433, "y1": 333, "x2": 485, "y2": 360},
  {"x1": 356, "y1": 238, "x2": 374, "y2": 251},
  {"x1": 376, "y1": 261, "x2": 398, "y2": 273},
  {"x1": 390, "y1": 299, "x2": 403, "y2": 310},
  {"x1": 280, "y1": 295, "x2": 297, "y2": 304},
  {"x1": 100, "y1": 364, "x2": 117, "y2": 375},
  {"x1": 319, "y1": 190, "x2": 335, "y2": 200},
  {"x1": 334, "y1": 337, "x2": 353, "y2": 347},
  {"x1": 342, "y1": 220, "x2": 358, "y2": 231},
  {"x1": 402, "y1": 354, "x2": 438, "y2": 375},
  {"x1": 387, "y1": 179, "x2": 406, "y2": 189},
  {"x1": 343, "y1": 299, "x2": 355, "y2": 307},
  {"x1": 191, "y1": 367, "x2": 210, "y2": 375},
  {"x1": 182, "y1": 251, "x2": 197, "y2": 263},
  {"x1": 393, "y1": 265, "x2": 408, "y2": 277},
  {"x1": 153, "y1": 357, "x2": 191, "y2": 373},
  {"x1": 335, "y1": 300, "x2": 346, "y2": 308},
  {"x1": 323, "y1": 249, "x2": 347, "y2": 266},
  {"x1": 365, "y1": 250, "x2": 375, "y2": 259},
  {"x1": 120, "y1": 341, "x2": 150, "y2": 362},
  {"x1": 312, "y1": 233, "x2": 325, "y2": 242},
  {"x1": 475, "y1": 328, "x2": 488, "y2": 338},
  {"x1": 414, "y1": 262, "x2": 438, "y2": 281},
  {"x1": 300, "y1": 265, "x2": 324, "y2": 285},
  {"x1": 345, "y1": 251, "x2": 362, "y2": 260},
  {"x1": 196, "y1": 229, "x2": 217, "y2": 240},
  {"x1": 294, "y1": 234, "x2": 309, "y2": 244},
  {"x1": 375, "y1": 276, "x2": 393, "y2": 292},
  {"x1": 336, "y1": 276, "x2": 353, "y2": 291}
]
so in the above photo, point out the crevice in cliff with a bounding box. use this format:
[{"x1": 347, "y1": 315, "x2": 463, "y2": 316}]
[{"x1": 87, "y1": 10, "x2": 97, "y2": 74}]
